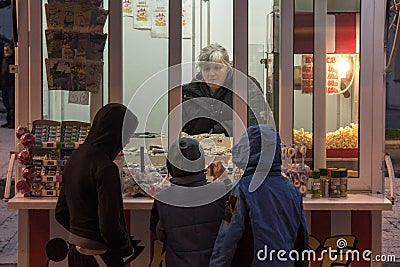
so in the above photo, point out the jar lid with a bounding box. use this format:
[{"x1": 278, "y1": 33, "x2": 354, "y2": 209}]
[
  {"x1": 311, "y1": 170, "x2": 320, "y2": 178},
  {"x1": 339, "y1": 168, "x2": 348, "y2": 178},
  {"x1": 331, "y1": 170, "x2": 341, "y2": 178},
  {"x1": 319, "y1": 168, "x2": 327, "y2": 176}
]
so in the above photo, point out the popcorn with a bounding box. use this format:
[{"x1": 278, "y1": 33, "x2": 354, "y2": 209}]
[{"x1": 293, "y1": 123, "x2": 358, "y2": 149}]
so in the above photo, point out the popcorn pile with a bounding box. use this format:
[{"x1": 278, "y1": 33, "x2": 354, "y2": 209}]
[
  {"x1": 293, "y1": 123, "x2": 359, "y2": 149},
  {"x1": 293, "y1": 128, "x2": 313, "y2": 149},
  {"x1": 326, "y1": 123, "x2": 358, "y2": 149}
]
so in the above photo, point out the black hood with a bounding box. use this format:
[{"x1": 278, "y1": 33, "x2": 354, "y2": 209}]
[{"x1": 83, "y1": 103, "x2": 138, "y2": 160}]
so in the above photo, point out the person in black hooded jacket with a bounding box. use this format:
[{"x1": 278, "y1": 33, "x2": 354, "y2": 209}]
[
  {"x1": 182, "y1": 43, "x2": 267, "y2": 136},
  {"x1": 55, "y1": 103, "x2": 139, "y2": 267}
]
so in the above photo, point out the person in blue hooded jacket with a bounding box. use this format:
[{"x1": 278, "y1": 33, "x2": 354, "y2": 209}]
[{"x1": 209, "y1": 125, "x2": 309, "y2": 267}]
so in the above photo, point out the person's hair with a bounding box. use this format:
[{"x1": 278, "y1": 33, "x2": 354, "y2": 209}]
[
  {"x1": 197, "y1": 43, "x2": 231, "y2": 69},
  {"x1": 4, "y1": 43, "x2": 14, "y2": 50}
]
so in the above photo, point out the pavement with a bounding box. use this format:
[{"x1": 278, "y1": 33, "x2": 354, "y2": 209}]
[
  {"x1": 0, "y1": 111, "x2": 17, "y2": 267},
  {"x1": 0, "y1": 112, "x2": 399, "y2": 266}
]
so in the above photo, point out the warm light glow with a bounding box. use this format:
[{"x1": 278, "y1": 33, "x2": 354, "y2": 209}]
[{"x1": 338, "y1": 57, "x2": 350, "y2": 78}]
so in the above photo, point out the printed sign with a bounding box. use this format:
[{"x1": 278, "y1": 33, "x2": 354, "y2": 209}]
[{"x1": 301, "y1": 55, "x2": 341, "y2": 94}]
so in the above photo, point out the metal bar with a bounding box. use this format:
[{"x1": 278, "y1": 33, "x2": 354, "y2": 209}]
[
  {"x1": 279, "y1": 0, "x2": 294, "y2": 145},
  {"x1": 233, "y1": 0, "x2": 248, "y2": 143},
  {"x1": 313, "y1": 0, "x2": 327, "y2": 169},
  {"x1": 168, "y1": 0, "x2": 182, "y2": 146}
]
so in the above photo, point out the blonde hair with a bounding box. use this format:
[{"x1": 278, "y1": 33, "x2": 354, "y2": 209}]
[{"x1": 197, "y1": 43, "x2": 230, "y2": 69}]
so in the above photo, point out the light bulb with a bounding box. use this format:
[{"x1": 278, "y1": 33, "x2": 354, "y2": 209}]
[{"x1": 338, "y1": 57, "x2": 350, "y2": 78}]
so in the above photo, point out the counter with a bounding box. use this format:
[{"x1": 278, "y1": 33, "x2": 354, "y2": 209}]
[{"x1": 8, "y1": 194, "x2": 392, "y2": 267}]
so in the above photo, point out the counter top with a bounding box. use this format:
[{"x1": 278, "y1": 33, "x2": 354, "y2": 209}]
[
  {"x1": 8, "y1": 194, "x2": 392, "y2": 211},
  {"x1": 302, "y1": 194, "x2": 392, "y2": 210},
  {"x1": 7, "y1": 196, "x2": 154, "y2": 210}
]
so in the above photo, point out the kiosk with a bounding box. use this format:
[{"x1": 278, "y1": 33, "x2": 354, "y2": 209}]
[{"x1": 8, "y1": 0, "x2": 392, "y2": 266}]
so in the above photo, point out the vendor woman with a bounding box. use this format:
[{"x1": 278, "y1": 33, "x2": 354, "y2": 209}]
[{"x1": 182, "y1": 43, "x2": 266, "y2": 136}]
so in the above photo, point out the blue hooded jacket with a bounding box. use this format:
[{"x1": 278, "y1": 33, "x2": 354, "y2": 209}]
[{"x1": 209, "y1": 125, "x2": 309, "y2": 267}]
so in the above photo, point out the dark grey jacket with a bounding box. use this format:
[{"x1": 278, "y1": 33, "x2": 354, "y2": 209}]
[{"x1": 155, "y1": 174, "x2": 227, "y2": 267}]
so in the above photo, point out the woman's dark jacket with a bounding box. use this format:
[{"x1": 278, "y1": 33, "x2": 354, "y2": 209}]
[
  {"x1": 155, "y1": 174, "x2": 227, "y2": 267},
  {"x1": 55, "y1": 103, "x2": 138, "y2": 258},
  {"x1": 182, "y1": 70, "x2": 266, "y2": 136}
]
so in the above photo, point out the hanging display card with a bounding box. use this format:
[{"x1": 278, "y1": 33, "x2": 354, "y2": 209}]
[
  {"x1": 45, "y1": 59, "x2": 73, "y2": 91},
  {"x1": 89, "y1": 8, "x2": 109, "y2": 33},
  {"x1": 46, "y1": 59, "x2": 102, "y2": 92},
  {"x1": 123, "y1": 0, "x2": 133, "y2": 16},
  {"x1": 63, "y1": 2, "x2": 75, "y2": 31},
  {"x1": 45, "y1": 1, "x2": 107, "y2": 93},
  {"x1": 86, "y1": 61, "x2": 103, "y2": 93},
  {"x1": 89, "y1": 33, "x2": 108, "y2": 61},
  {"x1": 68, "y1": 91, "x2": 90, "y2": 105},
  {"x1": 182, "y1": 0, "x2": 192, "y2": 39},
  {"x1": 48, "y1": 0, "x2": 102, "y2": 7},
  {"x1": 73, "y1": 5, "x2": 92, "y2": 32},
  {"x1": 45, "y1": 30, "x2": 63, "y2": 58},
  {"x1": 45, "y1": 3, "x2": 64, "y2": 30},
  {"x1": 151, "y1": 0, "x2": 168, "y2": 38},
  {"x1": 133, "y1": 0, "x2": 151, "y2": 29},
  {"x1": 62, "y1": 31, "x2": 78, "y2": 59}
]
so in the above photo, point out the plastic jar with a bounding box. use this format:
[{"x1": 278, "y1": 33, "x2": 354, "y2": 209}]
[
  {"x1": 311, "y1": 170, "x2": 321, "y2": 199},
  {"x1": 330, "y1": 170, "x2": 341, "y2": 198},
  {"x1": 339, "y1": 168, "x2": 348, "y2": 197},
  {"x1": 319, "y1": 168, "x2": 329, "y2": 198}
]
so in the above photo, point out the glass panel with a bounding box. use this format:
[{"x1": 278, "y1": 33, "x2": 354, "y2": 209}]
[
  {"x1": 123, "y1": 0, "x2": 168, "y2": 135},
  {"x1": 292, "y1": 0, "x2": 360, "y2": 175},
  {"x1": 293, "y1": 0, "x2": 314, "y2": 168},
  {"x1": 181, "y1": 0, "x2": 233, "y2": 136},
  {"x1": 122, "y1": 0, "x2": 169, "y2": 182},
  {"x1": 325, "y1": 3, "x2": 360, "y2": 174},
  {"x1": 42, "y1": 0, "x2": 107, "y2": 122},
  {"x1": 248, "y1": 1, "x2": 274, "y2": 127}
]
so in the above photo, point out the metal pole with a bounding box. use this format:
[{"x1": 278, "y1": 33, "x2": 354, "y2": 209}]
[
  {"x1": 192, "y1": 0, "x2": 196, "y2": 75},
  {"x1": 207, "y1": 0, "x2": 210, "y2": 45},
  {"x1": 200, "y1": 0, "x2": 203, "y2": 48}
]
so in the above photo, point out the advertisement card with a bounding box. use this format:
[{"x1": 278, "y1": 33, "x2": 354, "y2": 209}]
[{"x1": 133, "y1": 0, "x2": 151, "y2": 29}]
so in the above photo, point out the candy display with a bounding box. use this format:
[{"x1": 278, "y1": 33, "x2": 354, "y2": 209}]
[
  {"x1": 22, "y1": 166, "x2": 36, "y2": 180},
  {"x1": 31, "y1": 124, "x2": 61, "y2": 144},
  {"x1": 16, "y1": 120, "x2": 90, "y2": 197},
  {"x1": 16, "y1": 180, "x2": 29, "y2": 194},
  {"x1": 61, "y1": 124, "x2": 90, "y2": 142},
  {"x1": 121, "y1": 164, "x2": 169, "y2": 197},
  {"x1": 18, "y1": 150, "x2": 33, "y2": 165},
  {"x1": 20, "y1": 133, "x2": 36, "y2": 147},
  {"x1": 282, "y1": 143, "x2": 311, "y2": 197},
  {"x1": 16, "y1": 126, "x2": 30, "y2": 140}
]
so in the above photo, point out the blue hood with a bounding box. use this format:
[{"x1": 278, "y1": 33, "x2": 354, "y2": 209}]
[{"x1": 232, "y1": 125, "x2": 281, "y2": 177}]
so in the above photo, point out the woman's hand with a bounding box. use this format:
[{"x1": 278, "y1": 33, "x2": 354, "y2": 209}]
[{"x1": 208, "y1": 161, "x2": 226, "y2": 181}]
